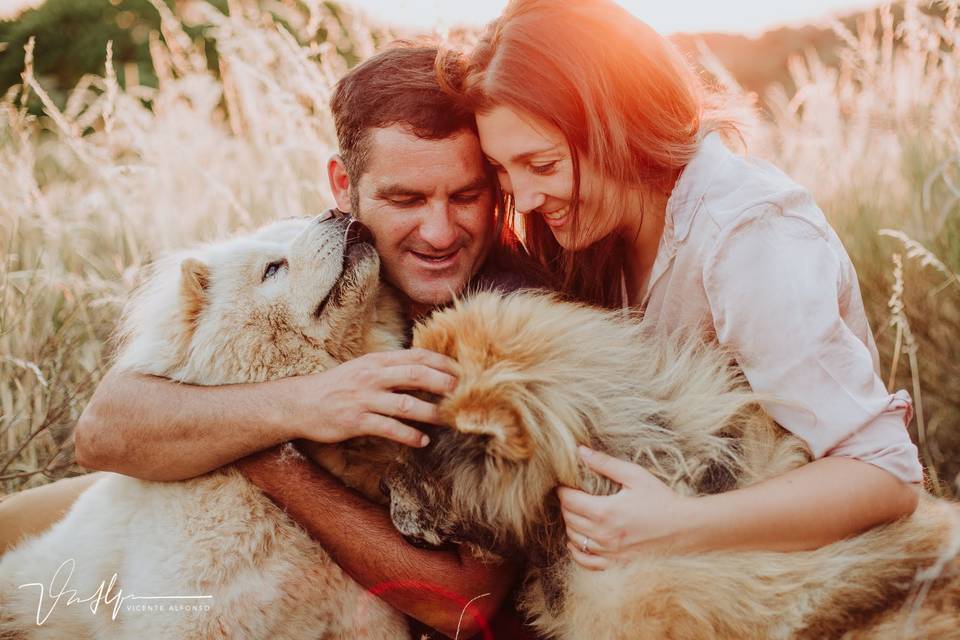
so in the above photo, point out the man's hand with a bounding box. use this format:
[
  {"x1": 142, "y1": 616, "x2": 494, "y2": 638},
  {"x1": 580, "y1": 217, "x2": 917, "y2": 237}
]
[
  {"x1": 75, "y1": 348, "x2": 458, "y2": 481},
  {"x1": 285, "y1": 348, "x2": 459, "y2": 448}
]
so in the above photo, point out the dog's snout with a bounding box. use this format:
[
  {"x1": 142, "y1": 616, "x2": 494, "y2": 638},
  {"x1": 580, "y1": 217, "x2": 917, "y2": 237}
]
[
  {"x1": 344, "y1": 219, "x2": 374, "y2": 249},
  {"x1": 314, "y1": 209, "x2": 337, "y2": 224},
  {"x1": 402, "y1": 533, "x2": 444, "y2": 551}
]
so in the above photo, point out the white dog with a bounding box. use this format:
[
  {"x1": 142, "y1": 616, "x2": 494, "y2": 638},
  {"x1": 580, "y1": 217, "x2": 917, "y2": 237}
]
[{"x1": 0, "y1": 216, "x2": 410, "y2": 640}]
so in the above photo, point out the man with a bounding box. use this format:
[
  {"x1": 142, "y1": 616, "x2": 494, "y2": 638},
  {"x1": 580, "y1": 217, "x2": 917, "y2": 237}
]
[{"x1": 1, "y1": 44, "x2": 545, "y2": 638}]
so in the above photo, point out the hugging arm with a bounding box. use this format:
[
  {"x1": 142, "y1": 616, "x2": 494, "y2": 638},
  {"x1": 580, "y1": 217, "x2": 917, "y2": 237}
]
[
  {"x1": 236, "y1": 446, "x2": 519, "y2": 639},
  {"x1": 561, "y1": 210, "x2": 922, "y2": 568},
  {"x1": 74, "y1": 368, "x2": 299, "y2": 481},
  {"x1": 561, "y1": 450, "x2": 919, "y2": 570},
  {"x1": 73, "y1": 348, "x2": 511, "y2": 635},
  {"x1": 74, "y1": 349, "x2": 454, "y2": 481}
]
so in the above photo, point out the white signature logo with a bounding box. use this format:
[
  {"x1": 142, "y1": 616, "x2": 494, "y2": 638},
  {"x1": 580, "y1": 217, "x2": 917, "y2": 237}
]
[{"x1": 18, "y1": 558, "x2": 213, "y2": 626}]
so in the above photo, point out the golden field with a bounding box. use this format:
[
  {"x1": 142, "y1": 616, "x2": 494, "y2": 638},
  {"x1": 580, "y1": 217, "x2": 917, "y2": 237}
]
[{"x1": 0, "y1": 0, "x2": 957, "y2": 497}]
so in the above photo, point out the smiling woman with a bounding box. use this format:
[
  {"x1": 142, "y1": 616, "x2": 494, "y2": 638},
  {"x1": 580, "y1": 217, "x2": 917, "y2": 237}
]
[
  {"x1": 440, "y1": 0, "x2": 739, "y2": 307},
  {"x1": 435, "y1": 0, "x2": 923, "y2": 590}
]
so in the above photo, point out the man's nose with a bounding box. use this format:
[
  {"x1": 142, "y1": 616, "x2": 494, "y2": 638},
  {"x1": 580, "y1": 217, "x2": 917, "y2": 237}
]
[{"x1": 418, "y1": 203, "x2": 459, "y2": 249}]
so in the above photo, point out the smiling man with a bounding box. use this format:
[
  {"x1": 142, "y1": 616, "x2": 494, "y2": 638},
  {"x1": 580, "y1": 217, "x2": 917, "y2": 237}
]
[
  {"x1": 3, "y1": 44, "x2": 546, "y2": 639},
  {"x1": 327, "y1": 53, "x2": 500, "y2": 316}
]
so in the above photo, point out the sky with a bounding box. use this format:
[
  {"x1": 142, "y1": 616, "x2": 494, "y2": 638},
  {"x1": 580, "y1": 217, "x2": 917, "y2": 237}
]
[
  {"x1": 347, "y1": 0, "x2": 881, "y2": 36},
  {"x1": 0, "y1": 0, "x2": 881, "y2": 34}
]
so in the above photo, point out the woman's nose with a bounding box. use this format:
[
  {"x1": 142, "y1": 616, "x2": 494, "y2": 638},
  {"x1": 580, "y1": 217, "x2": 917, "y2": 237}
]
[
  {"x1": 509, "y1": 176, "x2": 546, "y2": 214},
  {"x1": 513, "y1": 191, "x2": 546, "y2": 215}
]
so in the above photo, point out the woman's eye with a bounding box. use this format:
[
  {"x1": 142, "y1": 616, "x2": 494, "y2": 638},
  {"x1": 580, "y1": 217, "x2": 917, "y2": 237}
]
[
  {"x1": 263, "y1": 259, "x2": 287, "y2": 280},
  {"x1": 530, "y1": 161, "x2": 558, "y2": 176},
  {"x1": 530, "y1": 161, "x2": 557, "y2": 176}
]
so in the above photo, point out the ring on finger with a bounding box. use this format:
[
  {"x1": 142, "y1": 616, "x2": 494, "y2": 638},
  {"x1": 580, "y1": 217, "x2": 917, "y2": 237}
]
[{"x1": 581, "y1": 536, "x2": 592, "y2": 554}]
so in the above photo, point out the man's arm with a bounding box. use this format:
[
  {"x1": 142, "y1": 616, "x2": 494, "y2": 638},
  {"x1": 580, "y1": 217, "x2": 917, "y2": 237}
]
[
  {"x1": 75, "y1": 369, "x2": 296, "y2": 480},
  {"x1": 236, "y1": 446, "x2": 518, "y2": 639},
  {"x1": 75, "y1": 349, "x2": 458, "y2": 481}
]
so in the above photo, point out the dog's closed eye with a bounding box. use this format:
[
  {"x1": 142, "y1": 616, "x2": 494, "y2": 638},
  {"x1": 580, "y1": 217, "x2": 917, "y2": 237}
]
[{"x1": 263, "y1": 259, "x2": 288, "y2": 281}]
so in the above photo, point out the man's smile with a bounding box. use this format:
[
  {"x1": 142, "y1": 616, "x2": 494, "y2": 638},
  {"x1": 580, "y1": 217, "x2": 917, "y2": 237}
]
[{"x1": 409, "y1": 248, "x2": 462, "y2": 270}]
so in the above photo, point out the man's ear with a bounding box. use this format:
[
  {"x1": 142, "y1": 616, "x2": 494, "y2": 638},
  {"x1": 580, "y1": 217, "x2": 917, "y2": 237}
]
[
  {"x1": 327, "y1": 154, "x2": 353, "y2": 213},
  {"x1": 180, "y1": 258, "x2": 210, "y2": 331}
]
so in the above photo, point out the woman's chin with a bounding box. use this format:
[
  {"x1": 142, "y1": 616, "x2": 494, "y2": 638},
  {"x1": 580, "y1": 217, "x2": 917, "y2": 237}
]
[{"x1": 552, "y1": 230, "x2": 595, "y2": 252}]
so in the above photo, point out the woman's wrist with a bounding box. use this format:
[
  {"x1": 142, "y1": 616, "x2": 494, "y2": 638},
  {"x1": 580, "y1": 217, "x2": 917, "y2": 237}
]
[
  {"x1": 664, "y1": 494, "x2": 718, "y2": 553},
  {"x1": 674, "y1": 489, "x2": 774, "y2": 554}
]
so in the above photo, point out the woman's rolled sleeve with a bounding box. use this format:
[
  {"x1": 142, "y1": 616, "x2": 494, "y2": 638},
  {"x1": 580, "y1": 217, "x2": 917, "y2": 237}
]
[
  {"x1": 827, "y1": 390, "x2": 921, "y2": 483},
  {"x1": 703, "y1": 206, "x2": 923, "y2": 483}
]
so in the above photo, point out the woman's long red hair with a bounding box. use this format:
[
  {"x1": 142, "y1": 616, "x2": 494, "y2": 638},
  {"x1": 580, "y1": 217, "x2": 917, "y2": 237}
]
[{"x1": 438, "y1": 0, "x2": 738, "y2": 307}]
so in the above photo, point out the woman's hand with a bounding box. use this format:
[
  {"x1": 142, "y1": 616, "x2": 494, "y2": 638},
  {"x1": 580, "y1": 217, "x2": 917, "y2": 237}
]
[
  {"x1": 557, "y1": 446, "x2": 699, "y2": 570},
  {"x1": 559, "y1": 449, "x2": 920, "y2": 571}
]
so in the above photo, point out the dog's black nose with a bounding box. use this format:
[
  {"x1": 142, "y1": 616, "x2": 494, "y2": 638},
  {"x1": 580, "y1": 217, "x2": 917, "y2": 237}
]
[
  {"x1": 344, "y1": 219, "x2": 374, "y2": 249},
  {"x1": 402, "y1": 533, "x2": 444, "y2": 551},
  {"x1": 379, "y1": 477, "x2": 391, "y2": 498},
  {"x1": 314, "y1": 209, "x2": 337, "y2": 224}
]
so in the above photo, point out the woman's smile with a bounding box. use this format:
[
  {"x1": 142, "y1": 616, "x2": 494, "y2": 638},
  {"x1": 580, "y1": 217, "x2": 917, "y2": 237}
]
[{"x1": 539, "y1": 207, "x2": 570, "y2": 228}]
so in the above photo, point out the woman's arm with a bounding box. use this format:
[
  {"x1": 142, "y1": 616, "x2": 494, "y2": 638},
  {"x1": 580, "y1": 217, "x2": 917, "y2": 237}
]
[
  {"x1": 558, "y1": 447, "x2": 918, "y2": 569},
  {"x1": 235, "y1": 446, "x2": 518, "y2": 638},
  {"x1": 686, "y1": 456, "x2": 919, "y2": 551}
]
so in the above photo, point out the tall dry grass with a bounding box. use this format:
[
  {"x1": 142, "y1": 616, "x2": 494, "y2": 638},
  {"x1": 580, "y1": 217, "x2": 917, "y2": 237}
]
[
  {"x1": 0, "y1": 0, "x2": 958, "y2": 496},
  {"x1": 754, "y1": 1, "x2": 960, "y2": 494},
  {"x1": 0, "y1": 0, "x2": 376, "y2": 492}
]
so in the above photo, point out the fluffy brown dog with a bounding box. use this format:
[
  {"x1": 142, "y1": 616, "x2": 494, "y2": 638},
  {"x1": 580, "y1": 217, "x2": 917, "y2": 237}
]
[{"x1": 385, "y1": 291, "x2": 960, "y2": 639}]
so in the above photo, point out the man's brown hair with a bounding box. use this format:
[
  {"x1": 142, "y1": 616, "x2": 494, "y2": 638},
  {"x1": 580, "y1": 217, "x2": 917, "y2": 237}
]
[{"x1": 331, "y1": 42, "x2": 476, "y2": 181}]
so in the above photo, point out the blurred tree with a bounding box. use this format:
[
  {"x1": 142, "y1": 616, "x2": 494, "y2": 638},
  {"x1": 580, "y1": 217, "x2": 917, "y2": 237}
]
[
  {"x1": 0, "y1": 0, "x2": 229, "y2": 108},
  {"x1": 0, "y1": 0, "x2": 381, "y2": 112}
]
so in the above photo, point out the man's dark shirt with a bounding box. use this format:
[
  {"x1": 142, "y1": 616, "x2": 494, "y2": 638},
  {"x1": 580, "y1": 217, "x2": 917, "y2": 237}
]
[{"x1": 473, "y1": 230, "x2": 553, "y2": 294}]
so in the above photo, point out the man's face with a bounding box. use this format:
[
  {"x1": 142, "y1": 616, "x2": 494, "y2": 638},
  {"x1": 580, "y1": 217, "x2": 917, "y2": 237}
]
[{"x1": 349, "y1": 126, "x2": 495, "y2": 309}]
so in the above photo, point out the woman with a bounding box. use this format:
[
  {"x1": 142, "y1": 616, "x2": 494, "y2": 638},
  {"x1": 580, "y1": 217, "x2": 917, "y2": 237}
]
[{"x1": 440, "y1": 0, "x2": 923, "y2": 571}]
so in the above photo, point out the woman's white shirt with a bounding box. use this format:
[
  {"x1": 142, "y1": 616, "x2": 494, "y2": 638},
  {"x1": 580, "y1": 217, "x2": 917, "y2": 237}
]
[{"x1": 635, "y1": 133, "x2": 923, "y2": 483}]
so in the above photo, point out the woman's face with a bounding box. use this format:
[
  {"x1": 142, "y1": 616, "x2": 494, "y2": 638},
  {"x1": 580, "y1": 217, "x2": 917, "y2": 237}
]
[{"x1": 477, "y1": 105, "x2": 616, "y2": 251}]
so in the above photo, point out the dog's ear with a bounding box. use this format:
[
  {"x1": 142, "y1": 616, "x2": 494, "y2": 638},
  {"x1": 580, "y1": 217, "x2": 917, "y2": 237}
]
[
  {"x1": 449, "y1": 388, "x2": 532, "y2": 461},
  {"x1": 180, "y1": 257, "x2": 210, "y2": 330}
]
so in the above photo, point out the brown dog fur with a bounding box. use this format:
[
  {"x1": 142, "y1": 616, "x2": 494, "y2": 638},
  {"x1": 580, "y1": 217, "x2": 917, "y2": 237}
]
[{"x1": 386, "y1": 290, "x2": 960, "y2": 640}]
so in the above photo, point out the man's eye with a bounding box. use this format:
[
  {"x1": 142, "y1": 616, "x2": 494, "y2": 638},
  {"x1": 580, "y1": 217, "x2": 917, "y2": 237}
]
[
  {"x1": 530, "y1": 161, "x2": 558, "y2": 176},
  {"x1": 389, "y1": 198, "x2": 421, "y2": 207},
  {"x1": 263, "y1": 259, "x2": 287, "y2": 280},
  {"x1": 452, "y1": 191, "x2": 483, "y2": 204}
]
